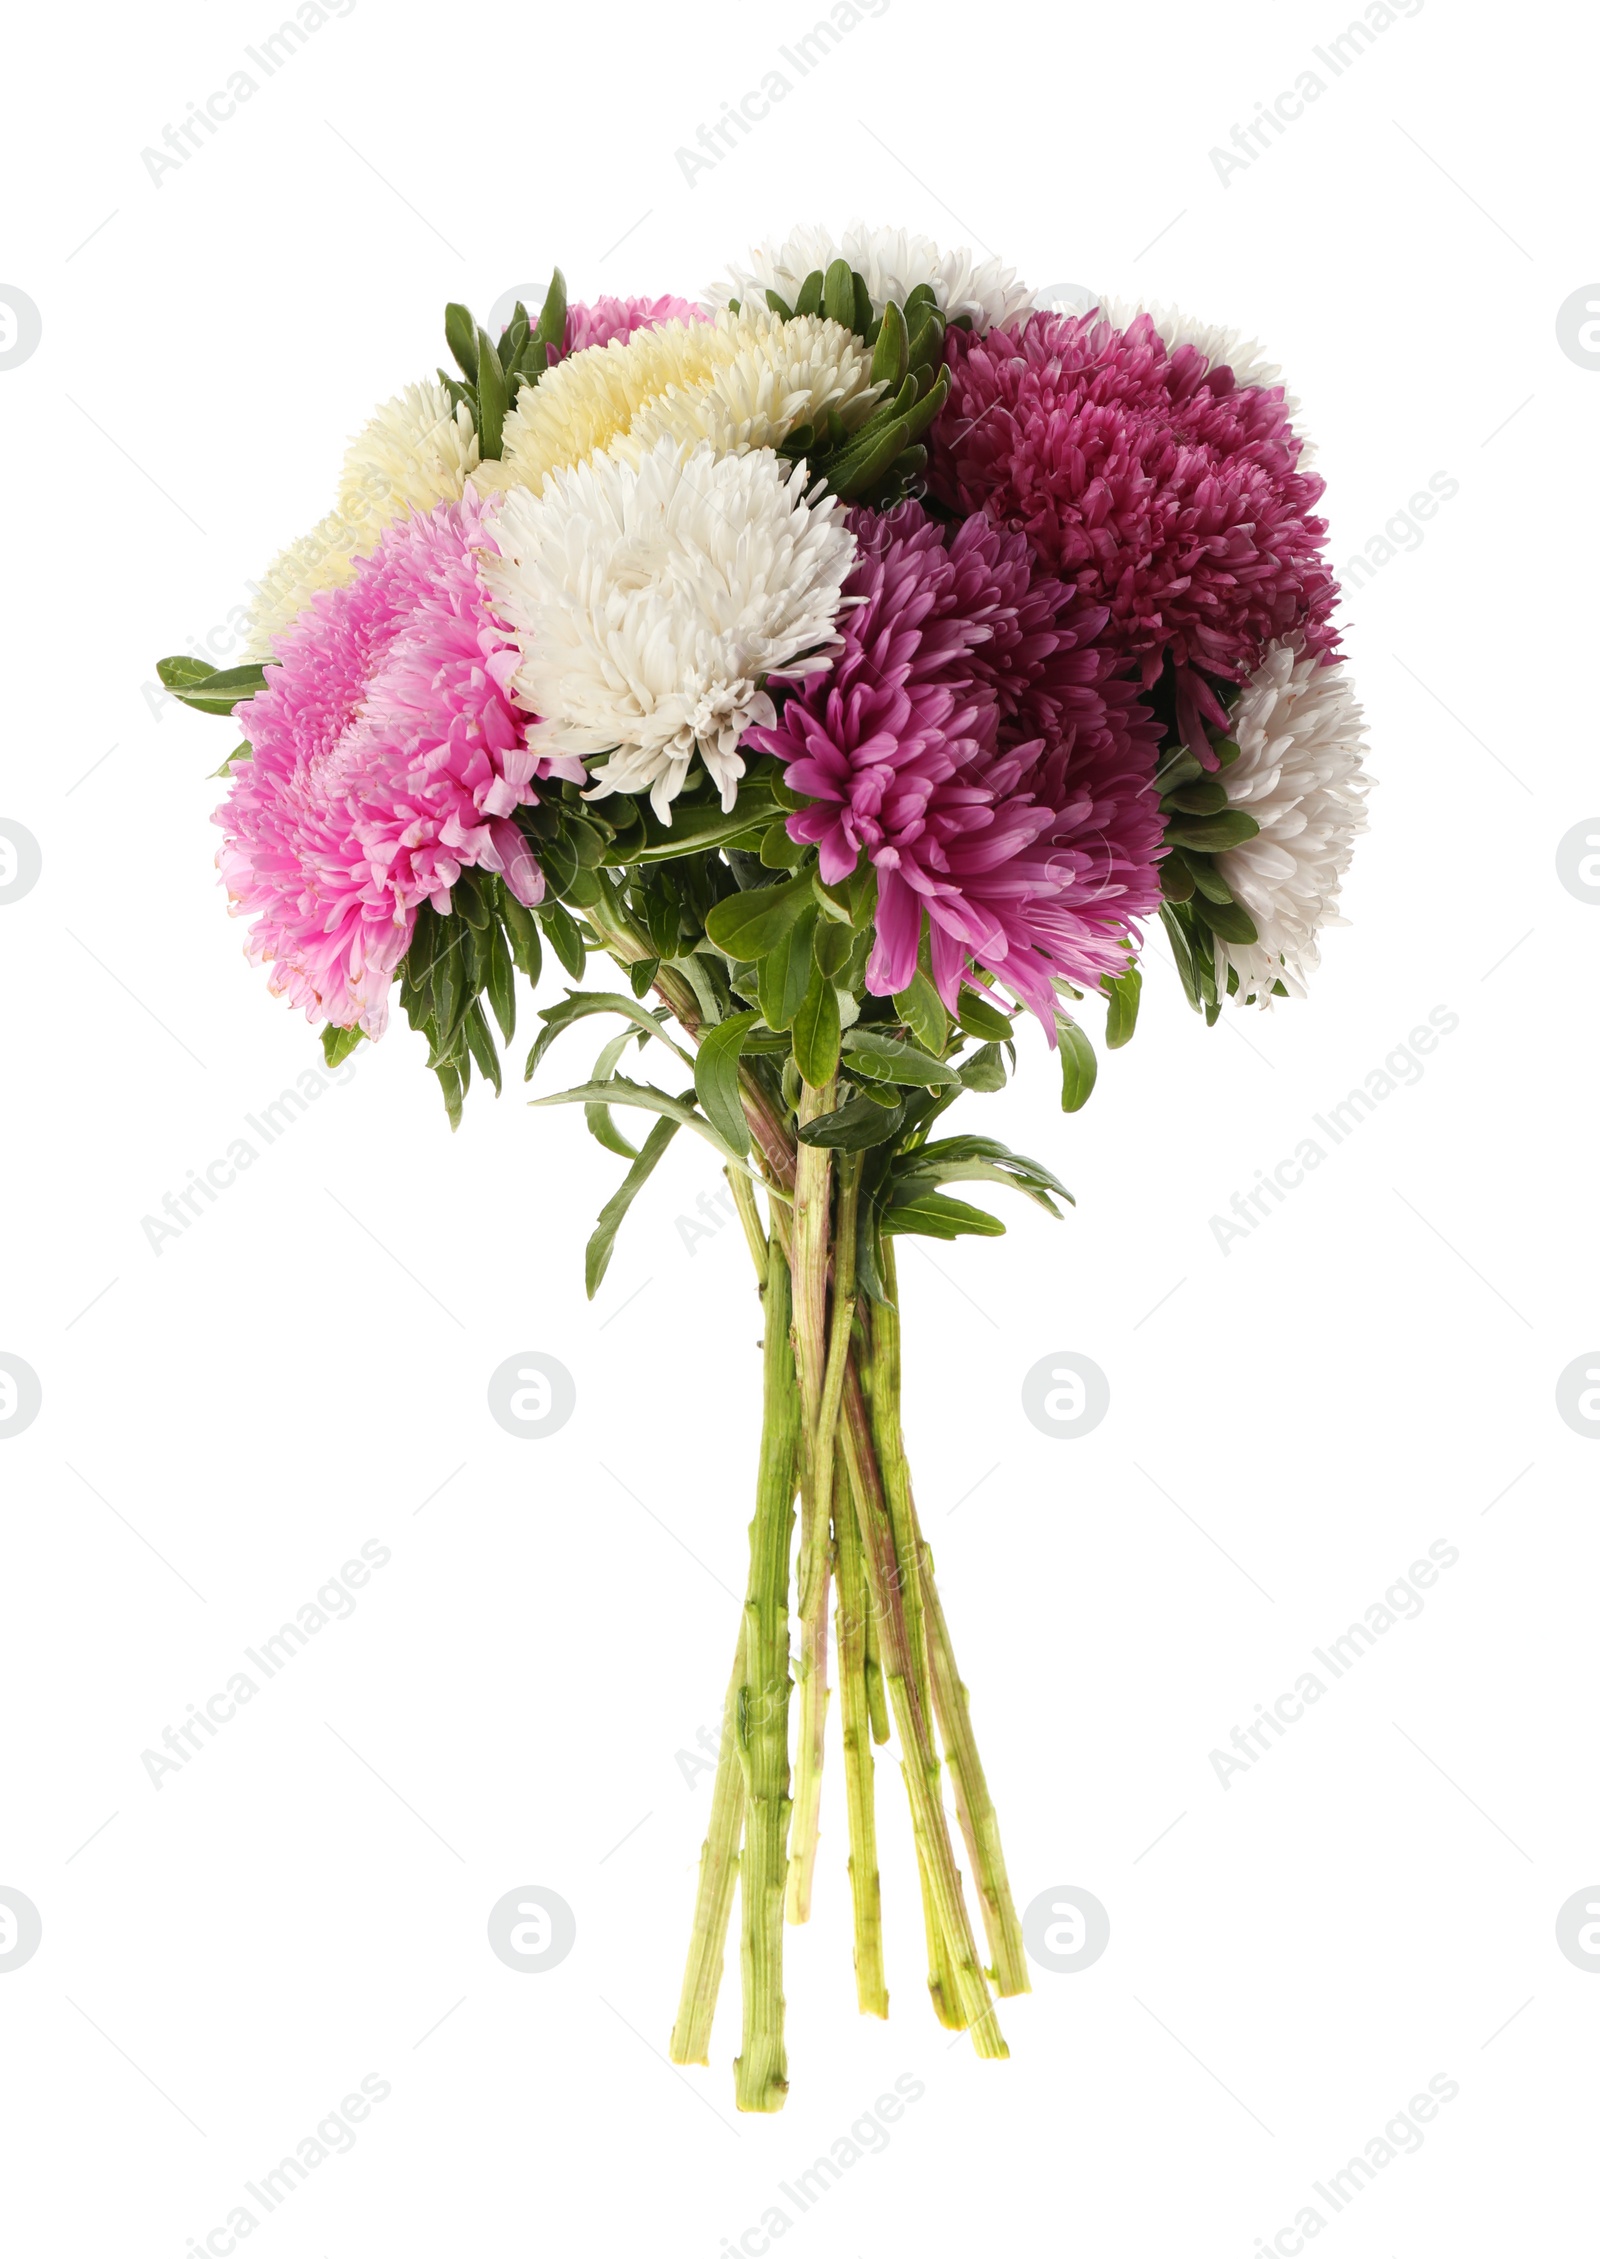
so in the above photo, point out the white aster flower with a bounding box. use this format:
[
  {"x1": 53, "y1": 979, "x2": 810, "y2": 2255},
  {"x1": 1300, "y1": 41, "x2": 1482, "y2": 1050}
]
[
  {"x1": 245, "y1": 382, "x2": 478, "y2": 655},
  {"x1": 712, "y1": 221, "x2": 1034, "y2": 333},
  {"x1": 1209, "y1": 641, "x2": 1370, "y2": 1007},
  {"x1": 1096, "y1": 295, "x2": 1308, "y2": 440},
  {"x1": 478, "y1": 305, "x2": 878, "y2": 503},
  {"x1": 481, "y1": 438, "x2": 857, "y2": 821}
]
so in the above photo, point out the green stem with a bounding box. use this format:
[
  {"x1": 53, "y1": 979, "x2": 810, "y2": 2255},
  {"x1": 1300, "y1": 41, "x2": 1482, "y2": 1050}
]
[
  {"x1": 917, "y1": 1528, "x2": 1030, "y2": 1998},
  {"x1": 863, "y1": 1597, "x2": 891, "y2": 1745},
  {"x1": 839, "y1": 1358, "x2": 1006, "y2": 2060},
  {"x1": 863, "y1": 1247, "x2": 956, "y2": 2018},
  {"x1": 788, "y1": 1149, "x2": 859, "y2": 1925},
  {"x1": 725, "y1": 1162, "x2": 768, "y2": 1281},
  {"x1": 669, "y1": 1623, "x2": 747, "y2": 2064},
  {"x1": 783, "y1": 1083, "x2": 832, "y2": 1927},
  {"x1": 832, "y1": 1432, "x2": 887, "y2": 2017},
  {"x1": 734, "y1": 1233, "x2": 801, "y2": 2113}
]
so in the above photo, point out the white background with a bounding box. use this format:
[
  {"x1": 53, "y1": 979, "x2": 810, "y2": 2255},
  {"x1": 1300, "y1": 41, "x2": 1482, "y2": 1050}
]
[{"x1": 1, "y1": 1, "x2": 1595, "y2": 2252}]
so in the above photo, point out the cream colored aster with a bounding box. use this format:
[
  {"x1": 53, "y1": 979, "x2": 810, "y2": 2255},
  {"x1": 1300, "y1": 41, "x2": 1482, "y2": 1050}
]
[
  {"x1": 244, "y1": 382, "x2": 479, "y2": 655},
  {"x1": 1210, "y1": 642, "x2": 1370, "y2": 1007},
  {"x1": 1097, "y1": 294, "x2": 1306, "y2": 430},
  {"x1": 481, "y1": 438, "x2": 857, "y2": 822},
  {"x1": 474, "y1": 304, "x2": 879, "y2": 502},
  {"x1": 711, "y1": 221, "x2": 1034, "y2": 333}
]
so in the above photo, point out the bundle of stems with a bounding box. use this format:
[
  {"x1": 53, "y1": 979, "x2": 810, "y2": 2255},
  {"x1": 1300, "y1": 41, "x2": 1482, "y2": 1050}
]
[{"x1": 665, "y1": 1065, "x2": 1029, "y2": 2111}]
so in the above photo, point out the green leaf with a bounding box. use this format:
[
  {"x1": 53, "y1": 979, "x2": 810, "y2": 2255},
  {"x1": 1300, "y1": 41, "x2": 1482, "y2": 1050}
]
[
  {"x1": 797, "y1": 1089, "x2": 905, "y2": 1150},
  {"x1": 444, "y1": 302, "x2": 478, "y2": 380},
  {"x1": 485, "y1": 921, "x2": 516, "y2": 1043},
  {"x1": 759, "y1": 818, "x2": 804, "y2": 870},
  {"x1": 1104, "y1": 964, "x2": 1142, "y2": 1049},
  {"x1": 1189, "y1": 894, "x2": 1259, "y2": 947},
  {"x1": 538, "y1": 897, "x2": 587, "y2": 979},
  {"x1": 533, "y1": 267, "x2": 567, "y2": 360},
  {"x1": 764, "y1": 288, "x2": 795, "y2": 320},
  {"x1": 321, "y1": 1023, "x2": 364, "y2": 1068},
  {"x1": 812, "y1": 918, "x2": 852, "y2": 980},
  {"x1": 476, "y1": 328, "x2": 507, "y2": 460},
  {"x1": 453, "y1": 869, "x2": 492, "y2": 929},
  {"x1": 585, "y1": 1116, "x2": 679, "y2": 1299},
  {"x1": 825, "y1": 413, "x2": 911, "y2": 500},
  {"x1": 957, "y1": 1042, "x2": 1008, "y2": 1093},
  {"x1": 433, "y1": 1053, "x2": 465, "y2": 1131},
  {"x1": 881, "y1": 1191, "x2": 1006, "y2": 1241},
  {"x1": 692, "y1": 1011, "x2": 756, "y2": 1157},
  {"x1": 893, "y1": 969, "x2": 947, "y2": 1052},
  {"x1": 870, "y1": 299, "x2": 909, "y2": 388},
  {"x1": 1152, "y1": 747, "x2": 1204, "y2": 793},
  {"x1": 954, "y1": 987, "x2": 1014, "y2": 1042},
  {"x1": 1161, "y1": 779, "x2": 1229, "y2": 815},
  {"x1": 526, "y1": 990, "x2": 690, "y2": 1081},
  {"x1": 211, "y1": 741, "x2": 250, "y2": 779},
  {"x1": 1177, "y1": 848, "x2": 1236, "y2": 906},
  {"x1": 895, "y1": 1133, "x2": 1070, "y2": 1216},
  {"x1": 157, "y1": 659, "x2": 270, "y2": 717},
  {"x1": 793, "y1": 269, "x2": 825, "y2": 318},
  {"x1": 1161, "y1": 902, "x2": 1202, "y2": 1013},
  {"x1": 899, "y1": 364, "x2": 951, "y2": 443},
  {"x1": 844, "y1": 1027, "x2": 961, "y2": 1089},
  {"x1": 756, "y1": 902, "x2": 819, "y2": 1031},
  {"x1": 823, "y1": 258, "x2": 856, "y2": 329},
  {"x1": 1164, "y1": 810, "x2": 1260, "y2": 853},
  {"x1": 792, "y1": 968, "x2": 841, "y2": 1087},
  {"x1": 500, "y1": 890, "x2": 542, "y2": 982},
  {"x1": 627, "y1": 785, "x2": 785, "y2": 865},
  {"x1": 432, "y1": 943, "x2": 460, "y2": 1049},
  {"x1": 1056, "y1": 1018, "x2": 1097, "y2": 1113},
  {"x1": 1158, "y1": 852, "x2": 1195, "y2": 902},
  {"x1": 584, "y1": 1028, "x2": 647, "y2": 1158},
  {"x1": 530, "y1": 1076, "x2": 769, "y2": 1184},
  {"x1": 704, "y1": 870, "x2": 815, "y2": 959},
  {"x1": 462, "y1": 998, "x2": 502, "y2": 1095},
  {"x1": 156, "y1": 654, "x2": 218, "y2": 692}
]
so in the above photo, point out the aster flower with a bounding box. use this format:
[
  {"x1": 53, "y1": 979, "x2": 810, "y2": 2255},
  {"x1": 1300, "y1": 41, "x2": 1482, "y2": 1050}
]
[
  {"x1": 476, "y1": 304, "x2": 879, "y2": 501},
  {"x1": 1207, "y1": 640, "x2": 1370, "y2": 1005},
  {"x1": 482, "y1": 438, "x2": 858, "y2": 821},
  {"x1": 244, "y1": 382, "x2": 480, "y2": 657},
  {"x1": 745, "y1": 503, "x2": 1163, "y2": 1022},
  {"x1": 563, "y1": 295, "x2": 706, "y2": 356},
  {"x1": 712, "y1": 221, "x2": 1033, "y2": 333},
  {"x1": 219, "y1": 494, "x2": 581, "y2": 1036},
  {"x1": 928, "y1": 310, "x2": 1338, "y2": 759}
]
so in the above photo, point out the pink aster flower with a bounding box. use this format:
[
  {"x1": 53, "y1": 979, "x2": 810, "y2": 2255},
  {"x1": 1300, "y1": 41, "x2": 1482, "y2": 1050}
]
[
  {"x1": 216, "y1": 493, "x2": 582, "y2": 1038},
  {"x1": 562, "y1": 295, "x2": 706, "y2": 357},
  {"x1": 744, "y1": 503, "x2": 1163, "y2": 1026},
  {"x1": 928, "y1": 309, "x2": 1338, "y2": 762}
]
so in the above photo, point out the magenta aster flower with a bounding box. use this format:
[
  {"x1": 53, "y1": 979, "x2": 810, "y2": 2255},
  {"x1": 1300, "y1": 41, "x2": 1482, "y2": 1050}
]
[
  {"x1": 928, "y1": 310, "x2": 1338, "y2": 759},
  {"x1": 745, "y1": 503, "x2": 1162, "y2": 1026},
  {"x1": 562, "y1": 295, "x2": 706, "y2": 357},
  {"x1": 217, "y1": 493, "x2": 582, "y2": 1037}
]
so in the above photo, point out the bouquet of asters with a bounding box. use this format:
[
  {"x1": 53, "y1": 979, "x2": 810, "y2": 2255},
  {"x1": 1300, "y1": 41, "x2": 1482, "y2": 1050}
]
[{"x1": 157, "y1": 221, "x2": 1368, "y2": 2110}]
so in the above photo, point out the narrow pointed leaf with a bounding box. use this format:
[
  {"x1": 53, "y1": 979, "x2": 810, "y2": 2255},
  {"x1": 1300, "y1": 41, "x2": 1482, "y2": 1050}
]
[
  {"x1": 703, "y1": 870, "x2": 815, "y2": 960},
  {"x1": 526, "y1": 990, "x2": 690, "y2": 1081},
  {"x1": 585, "y1": 1117, "x2": 679, "y2": 1299},
  {"x1": 791, "y1": 970, "x2": 841, "y2": 1087},
  {"x1": 1104, "y1": 963, "x2": 1142, "y2": 1048},
  {"x1": 1056, "y1": 1018, "x2": 1097, "y2": 1112},
  {"x1": 692, "y1": 1011, "x2": 756, "y2": 1156}
]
